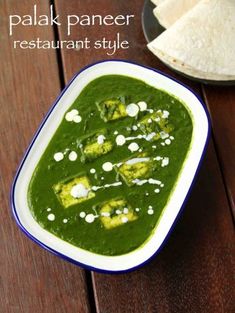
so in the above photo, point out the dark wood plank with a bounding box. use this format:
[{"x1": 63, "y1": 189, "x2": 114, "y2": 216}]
[
  {"x1": 202, "y1": 85, "x2": 235, "y2": 218},
  {"x1": 0, "y1": 1, "x2": 90, "y2": 312},
  {"x1": 55, "y1": 1, "x2": 235, "y2": 312}
]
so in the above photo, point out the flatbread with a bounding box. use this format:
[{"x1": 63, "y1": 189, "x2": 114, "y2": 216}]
[
  {"x1": 148, "y1": 0, "x2": 235, "y2": 81},
  {"x1": 151, "y1": 0, "x2": 165, "y2": 6},
  {"x1": 153, "y1": 0, "x2": 201, "y2": 29}
]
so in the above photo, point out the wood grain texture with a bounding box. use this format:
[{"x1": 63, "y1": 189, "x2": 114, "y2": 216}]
[
  {"x1": 202, "y1": 85, "x2": 235, "y2": 219},
  {"x1": 0, "y1": 1, "x2": 90, "y2": 312},
  {"x1": 55, "y1": 0, "x2": 235, "y2": 312}
]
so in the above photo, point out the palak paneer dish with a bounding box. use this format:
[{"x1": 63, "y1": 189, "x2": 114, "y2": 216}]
[{"x1": 28, "y1": 75, "x2": 193, "y2": 255}]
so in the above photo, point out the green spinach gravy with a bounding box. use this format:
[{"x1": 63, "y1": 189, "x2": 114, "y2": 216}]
[{"x1": 28, "y1": 75, "x2": 193, "y2": 256}]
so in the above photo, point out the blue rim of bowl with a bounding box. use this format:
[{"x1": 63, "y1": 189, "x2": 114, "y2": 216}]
[{"x1": 10, "y1": 59, "x2": 211, "y2": 274}]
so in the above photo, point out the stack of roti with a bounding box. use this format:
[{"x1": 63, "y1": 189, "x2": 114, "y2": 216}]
[
  {"x1": 153, "y1": 0, "x2": 201, "y2": 29},
  {"x1": 151, "y1": 0, "x2": 164, "y2": 5},
  {"x1": 148, "y1": 0, "x2": 235, "y2": 81}
]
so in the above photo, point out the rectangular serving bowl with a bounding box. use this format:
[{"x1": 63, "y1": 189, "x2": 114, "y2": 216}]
[{"x1": 11, "y1": 60, "x2": 210, "y2": 273}]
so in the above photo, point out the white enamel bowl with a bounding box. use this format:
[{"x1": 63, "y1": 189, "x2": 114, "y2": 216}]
[{"x1": 11, "y1": 60, "x2": 210, "y2": 273}]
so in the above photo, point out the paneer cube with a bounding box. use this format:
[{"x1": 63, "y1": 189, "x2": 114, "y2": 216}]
[
  {"x1": 99, "y1": 198, "x2": 137, "y2": 229},
  {"x1": 115, "y1": 154, "x2": 157, "y2": 186},
  {"x1": 139, "y1": 110, "x2": 173, "y2": 141},
  {"x1": 79, "y1": 130, "x2": 113, "y2": 162},
  {"x1": 53, "y1": 175, "x2": 95, "y2": 208},
  {"x1": 96, "y1": 97, "x2": 127, "y2": 122}
]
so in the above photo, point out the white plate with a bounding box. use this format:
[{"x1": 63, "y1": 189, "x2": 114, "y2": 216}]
[{"x1": 11, "y1": 60, "x2": 210, "y2": 273}]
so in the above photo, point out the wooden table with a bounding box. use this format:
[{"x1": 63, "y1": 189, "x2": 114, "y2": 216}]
[{"x1": 1, "y1": 1, "x2": 234, "y2": 312}]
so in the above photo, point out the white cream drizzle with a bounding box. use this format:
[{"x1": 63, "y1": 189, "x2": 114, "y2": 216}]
[
  {"x1": 137, "y1": 101, "x2": 153, "y2": 113},
  {"x1": 132, "y1": 179, "x2": 148, "y2": 186},
  {"x1": 115, "y1": 132, "x2": 157, "y2": 146},
  {"x1": 85, "y1": 214, "x2": 97, "y2": 223},
  {"x1": 70, "y1": 183, "x2": 89, "y2": 199},
  {"x1": 125, "y1": 157, "x2": 150, "y2": 165},
  {"x1": 68, "y1": 151, "x2": 78, "y2": 161},
  {"x1": 126, "y1": 103, "x2": 139, "y2": 117},
  {"x1": 78, "y1": 202, "x2": 137, "y2": 224},
  {"x1": 102, "y1": 162, "x2": 113, "y2": 172},
  {"x1": 147, "y1": 209, "x2": 154, "y2": 215},
  {"x1": 162, "y1": 110, "x2": 170, "y2": 119},
  {"x1": 101, "y1": 212, "x2": 110, "y2": 217},
  {"x1": 80, "y1": 212, "x2": 86, "y2": 218},
  {"x1": 97, "y1": 135, "x2": 106, "y2": 145},
  {"x1": 160, "y1": 131, "x2": 169, "y2": 140},
  {"x1": 155, "y1": 156, "x2": 162, "y2": 161},
  {"x1": 128, "y1": 142, "x2": 140, "y2": 152},
  {"x1": 149, "y1": 178, "x2": 162, "y2": 185},
  {"x1": 121, "y1": 216, "x2": 129, "y2": 223},
  {"x1": 47, "y1": 213, "x2": 55, "y2": 221},
  {"x1": 137, "y1": 101, "x2": 147, "y2": 111},
  {"x1": 54, "y1": 150, "x2": 80, "y2": 162},
  {"x1": 54, "y1": 152, "x2": 64, "y2": 162},
  {"x1": 116, "y1": 135, "x2": 126, "y2": 146},
  {"x1": 132, "y1": 178, "x2": 162, "y2": 186},
  {"x1": 91, "y1": 181, "x2": 122, "y2": 192},
  {"x1": 161, "y1": 157, "x2": 169, "y2": 167},
  {"x1": 102, "y1": 155, "x2": 169, "y2": 174},
  {"x1": 123, "y1": 208, "x2": 129, "y2": 214},
  {"x1": 65, "y1": 109, "x2": 82, "y2": 123},
  {"x1": 65, "y1": 109, "x2": 78, "y2": 121},
  {"x1": 73, "y1": 115, "x2": 82, "y2": 123}
]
